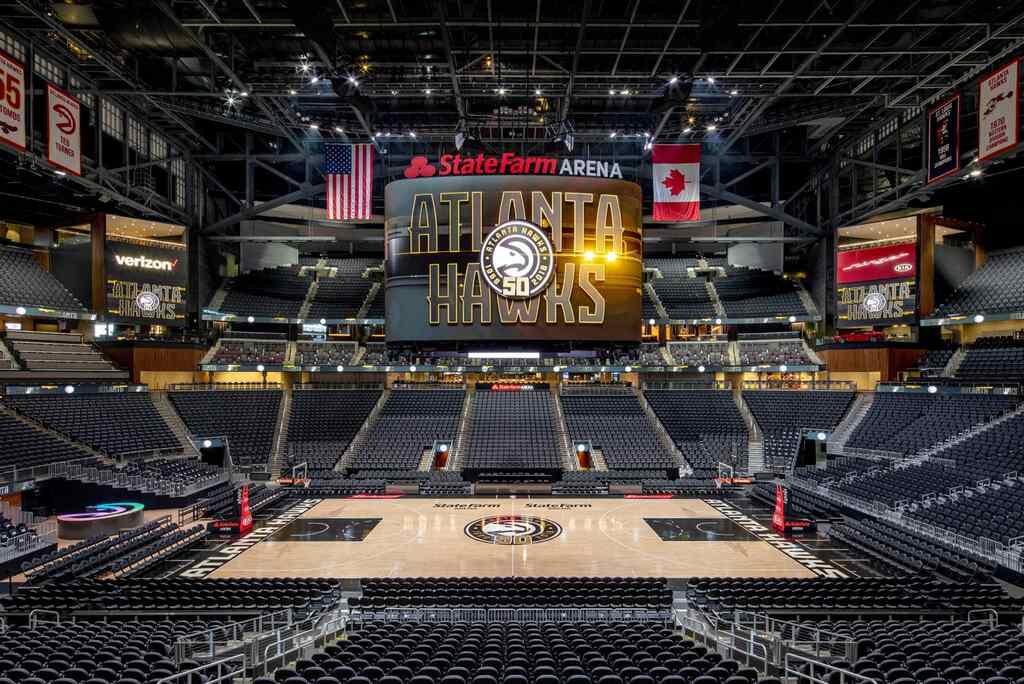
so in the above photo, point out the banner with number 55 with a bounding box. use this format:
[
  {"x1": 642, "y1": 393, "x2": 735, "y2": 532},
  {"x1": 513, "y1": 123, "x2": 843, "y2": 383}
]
[{"x1": 0, "y1": 50, "x2": 25, "y2": 152}]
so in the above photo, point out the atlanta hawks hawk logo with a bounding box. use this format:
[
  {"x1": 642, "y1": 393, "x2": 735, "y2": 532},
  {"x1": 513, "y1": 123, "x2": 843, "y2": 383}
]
[
  {"x1": 479, "y1": 220, "x2": 555, "y2": 299},
  {"x1": 464, "y1": 515, "x2": 562, "y2": 545}
]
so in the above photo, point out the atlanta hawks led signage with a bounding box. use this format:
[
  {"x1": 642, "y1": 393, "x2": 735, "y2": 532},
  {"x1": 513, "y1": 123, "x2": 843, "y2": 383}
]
[{"x1": 385, "y1": 175, "x2": 643, "y2": 342}]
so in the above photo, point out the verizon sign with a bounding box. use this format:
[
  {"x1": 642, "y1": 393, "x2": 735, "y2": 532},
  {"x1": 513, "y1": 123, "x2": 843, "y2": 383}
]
[
  {"x1": 114, "y1": 254, "x2": 178, "y2": 272},
  {"x1": 837, "y1": 243, "x2": 917, "y2": 284}
]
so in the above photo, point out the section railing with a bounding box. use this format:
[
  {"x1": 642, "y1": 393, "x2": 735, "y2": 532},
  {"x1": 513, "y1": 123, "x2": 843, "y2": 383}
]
[
  {"x1": 784, "y1": 652, "x2": 880, "y2": 684},
  {"x1": 350, "y1": 607, "x2": 669, "y2": 624}
]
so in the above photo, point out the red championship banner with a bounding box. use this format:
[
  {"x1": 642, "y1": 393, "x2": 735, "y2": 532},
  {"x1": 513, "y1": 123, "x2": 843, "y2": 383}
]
[
  {"x1": 837, "y1": 242, "x2": 917, "y2": 284},
  {"x1": 652, "y1": 144, "x2": 700, "y2": 221},
  {"x1": 47, "y1": 84, "x2": 81, "y2": 175},
  {"x1": 978, "y1": 58, "x2": 1020, "y2": 162},
  {"x1": 0, "y1": 50, "x2": 26, "y2": 152}
]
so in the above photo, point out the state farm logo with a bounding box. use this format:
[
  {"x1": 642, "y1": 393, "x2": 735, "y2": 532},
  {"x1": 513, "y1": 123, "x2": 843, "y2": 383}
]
[
  {"x1": 114, "y1": 254, "x2": 178, "y2": 272},
  {"x1": 404, "y1": 155, "x2": 436, "y2": 178}
]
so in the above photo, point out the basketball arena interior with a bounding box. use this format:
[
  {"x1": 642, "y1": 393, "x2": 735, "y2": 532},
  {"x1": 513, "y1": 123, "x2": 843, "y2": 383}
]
[{"x1": 2, "y1": 2, "x2": 1024, "y2": 684}]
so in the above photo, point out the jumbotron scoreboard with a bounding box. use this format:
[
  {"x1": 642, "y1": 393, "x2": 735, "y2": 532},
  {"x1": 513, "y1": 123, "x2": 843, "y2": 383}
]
[{"x1": 385, "y1": 172, "x2": 643, "y2": 342}]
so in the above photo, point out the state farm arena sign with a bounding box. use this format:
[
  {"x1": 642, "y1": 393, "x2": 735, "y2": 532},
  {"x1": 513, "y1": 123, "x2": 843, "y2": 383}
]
[{"x1": 403, "y1": 152, "x2": 624, "y2": 180}]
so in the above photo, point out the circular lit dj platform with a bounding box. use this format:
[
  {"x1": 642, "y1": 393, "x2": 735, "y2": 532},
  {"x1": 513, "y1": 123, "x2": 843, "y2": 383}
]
[{"x1": 57, "y1": 502, "x2": 145, "y2": 540}]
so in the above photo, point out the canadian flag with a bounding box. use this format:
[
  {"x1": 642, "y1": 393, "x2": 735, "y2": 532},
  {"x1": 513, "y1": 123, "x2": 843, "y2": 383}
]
[{"x1": 652, "y1": 144, "x2": 700, "y2": 221}]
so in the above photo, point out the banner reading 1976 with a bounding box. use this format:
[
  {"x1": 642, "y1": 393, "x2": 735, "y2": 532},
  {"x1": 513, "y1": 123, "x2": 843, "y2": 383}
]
[{"x1": 978, "y1": 58, "x2": 1020, "y2": 161}]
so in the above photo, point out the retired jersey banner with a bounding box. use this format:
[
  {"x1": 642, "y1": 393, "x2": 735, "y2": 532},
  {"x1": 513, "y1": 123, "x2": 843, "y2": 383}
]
[
  {"x1": 47, "y1": 85, "x2": 81, "y2": 175},
  {"x1": 927, "y1": 94, "x2": 960, "y2": 183},
  {"x1": 652, "y1": 144, "x2": 700, "y2": 222},
  {"x1": 0, "y1": 51, "x2": 26, "y2": 152},
  {"x1": 978, "y1": 59, "x2": 1020, "y2": 161}
]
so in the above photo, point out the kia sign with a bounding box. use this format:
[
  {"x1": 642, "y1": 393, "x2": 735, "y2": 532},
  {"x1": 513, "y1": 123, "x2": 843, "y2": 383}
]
[
  {"x1": 837, "y1": 243, "x2": 917, "y2": 284},
  {"x1": 385, "y1": 174, "x2": 642, "y2": 342},
  {"x1": 402, "y1": 152, "x2": 624, "y2": 179},
  {"x1": 105, "y1": 236, "x2": 188, "y2": 324}
]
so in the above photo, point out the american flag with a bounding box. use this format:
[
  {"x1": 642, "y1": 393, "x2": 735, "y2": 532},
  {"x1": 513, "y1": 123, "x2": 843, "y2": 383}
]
[{"x1": 325, "y1": 143, "x2": 374, "y2": 220}]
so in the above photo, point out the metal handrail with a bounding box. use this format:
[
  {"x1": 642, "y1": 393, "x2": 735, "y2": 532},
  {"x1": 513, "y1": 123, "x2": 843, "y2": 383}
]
[
  {"x1": 785, "y1": 652, "x2": 880, "y2": 684},
  {"x1": 155, "y1": 655, "x2": 244, "y2": 684},
  {"x1": 28, "y1": 609, "x2": 60, "y2": 628}
]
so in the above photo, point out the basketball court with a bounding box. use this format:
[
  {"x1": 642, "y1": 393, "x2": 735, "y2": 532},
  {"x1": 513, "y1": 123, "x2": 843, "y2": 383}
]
[{"x1": 176, "y1": 497, "x2": 865, "y2": 580}]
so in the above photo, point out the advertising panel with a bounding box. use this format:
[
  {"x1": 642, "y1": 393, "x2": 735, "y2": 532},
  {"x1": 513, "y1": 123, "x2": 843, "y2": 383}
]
[
  {"x1": 836, "y1": 279, "x2": 917, "y2": 327},
  {"x1": 105, "y1": 236, "x2": 188, "y2": 325},
  {"x1": 836, "y1": 242, "x2": 917, "y2": 284},
  {"x1": 385, "y1": 174, "x2": 643, "y2": 342}
]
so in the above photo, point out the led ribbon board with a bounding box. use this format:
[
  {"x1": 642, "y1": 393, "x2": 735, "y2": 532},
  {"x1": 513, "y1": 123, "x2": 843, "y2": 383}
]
[{"x1": 384, "y1": 174, "x2": 643, "y2": 342}]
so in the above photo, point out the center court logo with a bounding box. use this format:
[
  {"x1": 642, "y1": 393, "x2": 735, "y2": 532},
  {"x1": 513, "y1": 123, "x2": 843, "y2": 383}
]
[
  {"x1": 479, "y1": 220, "x2": 555, "y2": 299},
  {"x1": 464, "y1": 515, "x2": 562, "y2": 545}
]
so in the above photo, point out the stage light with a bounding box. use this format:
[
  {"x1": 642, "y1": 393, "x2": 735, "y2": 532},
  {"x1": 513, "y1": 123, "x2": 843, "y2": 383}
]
[
  {"x1": 928, "y1": 385, "x2": 938, "y2": 394},
  {"x1": 583, "y1": 251, "x2": 595, "y2": 261},
  {"x1": 609, "y1": 131, "x2": 617, "y2": 138},
  {"x1": 15, "y1": 307, "x2": 25, "y2": 315},
  {"x1": 788, "y1": 315, "x2": 797, "y2": 323},
  {"x1": 336, "y1": 365, "x2": 345, "y2": 372},
  {"x1": 698, "y1": 365, "x2": 706, "y2": 373},
  {"x1": 535, "y1": 89, "x2": 542, "y2": 95},
  {"x1": 310, "y1": 76, "x2": 319, "y2": 84},
  {"x1": 729, "y1": 89, "x2": 738, "y2": 96},
  {"x1": 257, "y1": 364, "x2": 265, "y2": 372},
  {"x1": 289, "y1": 89, "x2": 297, "y2": 95},
  {"x1": 309, "y1": 123, "x2": 319, "y2": 130},
  {"x1": 409, "y1": 131, "x2": 417, "y2": 137},
  {"x1": 320, "y1": 318, "x2": 327, "y2": 324},
  {"x1": 706, "y1": 124, "x2": 717, "y2": 132},
  {"x1": 424, "y1": 89, "x2": 432, "y2": 94},
  {"x1": 974, "y1": 314, "x2": 985, "y2": 323},
  {"x1": 707, "y1": 76, "x2": 715, "y2": 84},
  {"x1": 64, "y1": 385, "x2": 75, "y2": 394},
  {"x1": 348, "y1": 76, "x2": 359, "y2": 85},
  {"x1": 334, "y1": 127, "x2": 343, "y2": 133},
  {"x1": 648, "y1": 318, "x2": 655, "y2": 326},
  {"x1": 668, "y1": 76, "x2": 679, "y2": 84},
  {"x1": 969, "y1": 169, "x2": 982, "y2": 178},
  {"x1": 817, "y1": 432, "x2": 827, "y2": 441},
  {"x1": 54, "y1": 170, "x2": 66, "y2": 176},
  {"x1": 605, "y1": 251, "x2": 618, "y2": 262},
  {"x1": 683, "y1": 127, "x2": 692, "y2": 133},
  {"x1": 202, "y1": 439, "x2": 212, "y2": 449},
  {"x1": 496, "y1": 87, "x2": 507, "y2": 95},
  {"x1": 624, "y1": 366, "x2": 632, "y2": 373},
  {"x1": 410, "y1": 365, "x2": 417, "y2": 372}
]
